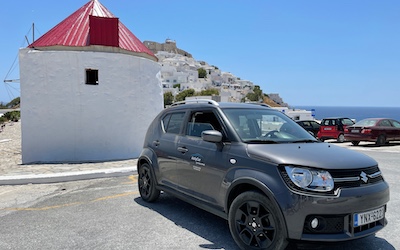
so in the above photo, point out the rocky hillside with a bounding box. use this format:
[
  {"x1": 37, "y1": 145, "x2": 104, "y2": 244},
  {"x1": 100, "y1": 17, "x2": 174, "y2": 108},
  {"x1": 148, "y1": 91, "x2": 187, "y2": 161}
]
[{"x1": 144, "y1": 40, "x2": 286, "y2": 107}]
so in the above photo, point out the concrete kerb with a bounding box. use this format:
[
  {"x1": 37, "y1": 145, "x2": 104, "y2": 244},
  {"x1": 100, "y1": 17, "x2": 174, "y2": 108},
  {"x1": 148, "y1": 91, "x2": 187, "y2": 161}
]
[{"x1": 0, "y1": 166, "x2": 137, "y2": 185}]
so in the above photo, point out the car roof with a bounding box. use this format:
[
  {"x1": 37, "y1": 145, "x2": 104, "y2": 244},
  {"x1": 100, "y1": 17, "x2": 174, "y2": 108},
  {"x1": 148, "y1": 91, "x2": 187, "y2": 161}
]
[{"x1": 321, "y1": 117, "x2": 352, "y2": 120}]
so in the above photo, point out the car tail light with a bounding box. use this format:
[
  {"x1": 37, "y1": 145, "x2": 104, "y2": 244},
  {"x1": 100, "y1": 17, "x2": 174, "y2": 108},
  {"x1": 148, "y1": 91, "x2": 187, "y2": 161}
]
[
  {"x1": 361, "y1": 129, "x2": 372, "y2": 134},
  {"x1": 344, "y1": 128, "x2": 349, "y2": 132}
]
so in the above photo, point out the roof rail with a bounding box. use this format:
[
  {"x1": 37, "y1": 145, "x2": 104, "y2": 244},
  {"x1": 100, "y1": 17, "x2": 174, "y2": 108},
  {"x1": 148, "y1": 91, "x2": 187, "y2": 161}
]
[
  {"x1": 170, "y1": 99, "x2": 219, "y2": 107},
  {"x1": 247, "y1": 102, "x2": 271, "y2": 108}
]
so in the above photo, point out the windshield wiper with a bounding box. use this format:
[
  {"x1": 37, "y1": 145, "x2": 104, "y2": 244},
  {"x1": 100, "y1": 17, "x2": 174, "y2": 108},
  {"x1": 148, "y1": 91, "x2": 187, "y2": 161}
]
[
  {"x1": 291, "y1": 139, "x2": 318, "y2": 143},
  {"x1": 246, "y1": 139, "x2": 278, "y2": 144}
]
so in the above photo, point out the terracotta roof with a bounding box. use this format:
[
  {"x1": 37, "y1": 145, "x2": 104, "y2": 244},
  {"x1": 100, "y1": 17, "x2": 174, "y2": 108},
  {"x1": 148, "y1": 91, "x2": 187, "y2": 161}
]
[{"x1": 28, "y1": 0, "x2": 157, "y2": 61}]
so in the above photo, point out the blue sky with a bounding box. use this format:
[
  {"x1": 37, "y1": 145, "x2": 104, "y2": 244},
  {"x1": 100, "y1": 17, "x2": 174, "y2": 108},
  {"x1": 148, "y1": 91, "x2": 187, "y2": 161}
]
[{"x1": 1, "y1": 0, "x2": 399, "y2": 107}]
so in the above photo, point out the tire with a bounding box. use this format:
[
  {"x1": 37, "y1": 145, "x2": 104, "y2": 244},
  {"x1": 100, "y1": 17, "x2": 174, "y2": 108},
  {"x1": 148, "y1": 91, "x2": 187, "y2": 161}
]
[
  {"x1": 376, "y1": 135, "x2": 386, "y2": 146},
  {"x1": 337, "y1": 134, "x2": 345, "y2": 143},
  {"x1": 138, "y1": 162, "x2": 160, "y2": 202},
  {"x1": 228, "y1": 191, "x2": 288, "y2": 250},
  {"x1": 351, "y1": 141, "x2": 360, "y2": 146}
]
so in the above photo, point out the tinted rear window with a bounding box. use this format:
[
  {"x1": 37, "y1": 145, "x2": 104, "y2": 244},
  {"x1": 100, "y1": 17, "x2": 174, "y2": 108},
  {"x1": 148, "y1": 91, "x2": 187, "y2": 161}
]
[{"x1": 162, "y1": 112, "x2": 185, "y2": 134}]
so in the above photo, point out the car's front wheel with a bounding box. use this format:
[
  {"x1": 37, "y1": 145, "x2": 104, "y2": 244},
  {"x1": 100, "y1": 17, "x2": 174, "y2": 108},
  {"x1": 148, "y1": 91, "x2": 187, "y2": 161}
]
[
  {"x1": 138, "y1": 162, "x2": 160, "y2": 202},
  {"x1": 228, "y1": 191, "x2": 288, "y2": 250}
]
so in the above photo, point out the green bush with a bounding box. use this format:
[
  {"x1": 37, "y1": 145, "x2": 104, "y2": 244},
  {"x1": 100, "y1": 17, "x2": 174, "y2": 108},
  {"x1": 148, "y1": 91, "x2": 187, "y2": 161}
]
[
  {"x1": 3, "y1": 111, "x2": 20, "y2": 122},
  {"x1": 164, "y1": 92, "x2": 174, "y2": 107},
  {"x1": 197, "y1": 68, "x2": 207, "y2": 78},
  {"x1": 175, "y1": 89, "x2": 195, "y2": 102},
  {"x1": 0, "y1": 116, "x2": 7, "y2": 124}
]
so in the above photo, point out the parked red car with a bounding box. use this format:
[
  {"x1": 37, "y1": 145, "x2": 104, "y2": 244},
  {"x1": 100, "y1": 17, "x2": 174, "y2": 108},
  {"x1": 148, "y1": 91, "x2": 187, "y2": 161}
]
[
  {"x1": 344, "y1": 118, "x2": 400, "y2": 146},
  {"x1": 317, "y1": 117, "x2": 355, "y2": 142}
]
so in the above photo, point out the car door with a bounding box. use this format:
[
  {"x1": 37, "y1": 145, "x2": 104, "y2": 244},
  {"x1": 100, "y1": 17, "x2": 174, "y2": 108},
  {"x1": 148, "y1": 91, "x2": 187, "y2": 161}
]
[
  {"x1": 175, "y1": 109, "x2": 230, "y2": 205},
  {"x1": 391, "y1": 120, "x2": 400, "y2": 140},
  {"x1": 154, "y1": 111, "x2": 187, "y2": 188},
  {"x1": 384, "y1": 119, "x2": 399, "y2": 140},
  {"x1": 311, "y1": 121, "x2": 321, "y2": 135}
]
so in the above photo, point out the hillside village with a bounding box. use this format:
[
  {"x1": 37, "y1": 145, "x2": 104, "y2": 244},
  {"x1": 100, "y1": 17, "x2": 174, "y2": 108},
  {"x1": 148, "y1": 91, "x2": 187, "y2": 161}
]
[{"x1": 144, "y1": 39, "x2": 288, "y2": 107}]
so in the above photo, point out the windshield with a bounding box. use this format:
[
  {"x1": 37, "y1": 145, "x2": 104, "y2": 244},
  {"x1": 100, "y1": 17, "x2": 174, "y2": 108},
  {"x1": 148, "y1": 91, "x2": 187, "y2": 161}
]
[{"x1": 223, "y1": 108, "x2": 317, "y2": 143}]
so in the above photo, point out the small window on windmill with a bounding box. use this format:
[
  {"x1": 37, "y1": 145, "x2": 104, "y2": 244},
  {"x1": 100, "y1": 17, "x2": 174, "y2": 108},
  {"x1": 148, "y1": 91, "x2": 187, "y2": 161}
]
[{"x1": 85, "y1": 69, "x2": 99, "y2": 85}]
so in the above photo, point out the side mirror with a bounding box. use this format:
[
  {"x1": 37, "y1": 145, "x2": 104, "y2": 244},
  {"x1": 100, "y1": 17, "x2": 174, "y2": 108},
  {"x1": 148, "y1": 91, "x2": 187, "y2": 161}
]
[{"x1": 202, "y1": 130, "x2": 223, "y2": 143}]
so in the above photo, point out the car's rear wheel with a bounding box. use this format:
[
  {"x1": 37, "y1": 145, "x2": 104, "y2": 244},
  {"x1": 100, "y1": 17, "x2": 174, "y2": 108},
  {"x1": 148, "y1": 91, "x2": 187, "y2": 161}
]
[
  {"x1": 138, "y1": 163, "x2": 160, "y2": 202},
  {"x1": 351, "y1": 141, "x2": 360, "y2": 146},
  {"x1": 337, "y1": 134, "x2": 345, "y2": 143},
  {"x1": 228, "y1": 191, "x2": 287, "y2": 250},
  {"x1": 376, "y1": 135, "x2": 386, "y2": 146}
]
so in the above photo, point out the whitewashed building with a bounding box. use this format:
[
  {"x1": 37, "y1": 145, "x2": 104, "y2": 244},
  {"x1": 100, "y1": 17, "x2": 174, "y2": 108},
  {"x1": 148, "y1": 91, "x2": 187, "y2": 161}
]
[{"x1": 19, "y1": 0, "x2": 162, "y2": 163}]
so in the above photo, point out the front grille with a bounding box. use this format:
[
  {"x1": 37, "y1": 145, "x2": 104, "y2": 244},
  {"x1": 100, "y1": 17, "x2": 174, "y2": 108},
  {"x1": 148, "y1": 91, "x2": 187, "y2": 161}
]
[{"x1": 332, "y1": 166, "x2": 384, "y2": 189}]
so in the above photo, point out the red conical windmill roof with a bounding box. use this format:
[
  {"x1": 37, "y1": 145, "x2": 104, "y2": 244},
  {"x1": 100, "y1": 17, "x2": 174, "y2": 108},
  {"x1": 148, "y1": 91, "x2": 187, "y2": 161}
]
[{"x1": 28, "y1": 0, "x2": 157, "y2": 61}]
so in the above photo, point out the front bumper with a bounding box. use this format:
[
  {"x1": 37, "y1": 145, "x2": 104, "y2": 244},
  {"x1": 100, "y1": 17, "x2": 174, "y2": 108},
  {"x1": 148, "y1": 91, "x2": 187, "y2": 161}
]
[{"x1": 281, "y1": 181, "x2": 390, "y2": 241}]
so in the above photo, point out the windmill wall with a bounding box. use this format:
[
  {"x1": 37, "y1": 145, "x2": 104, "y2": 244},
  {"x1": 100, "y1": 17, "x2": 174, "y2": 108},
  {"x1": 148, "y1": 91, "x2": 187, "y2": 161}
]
[{"x1": 19, "y1": 48, "x2": 162, "y2": 164}]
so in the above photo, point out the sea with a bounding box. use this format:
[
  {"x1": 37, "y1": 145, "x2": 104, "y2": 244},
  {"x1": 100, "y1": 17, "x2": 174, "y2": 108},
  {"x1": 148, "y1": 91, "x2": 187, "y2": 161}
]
[{"x1": 295, "y1": 106, "x2": 400, "y2": 123}]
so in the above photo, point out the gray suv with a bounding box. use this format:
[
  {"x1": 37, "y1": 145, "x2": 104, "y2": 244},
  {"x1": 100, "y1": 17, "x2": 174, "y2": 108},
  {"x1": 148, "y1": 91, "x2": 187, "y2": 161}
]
[{"x1": 138, "y1": 100, "x2": 389, "y2": 250}]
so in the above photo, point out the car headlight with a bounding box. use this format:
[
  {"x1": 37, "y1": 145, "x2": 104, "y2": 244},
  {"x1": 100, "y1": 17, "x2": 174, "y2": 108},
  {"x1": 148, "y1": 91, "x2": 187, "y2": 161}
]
[{"x1": 284, "y1": 166, "x2": 334, "y2": 192}]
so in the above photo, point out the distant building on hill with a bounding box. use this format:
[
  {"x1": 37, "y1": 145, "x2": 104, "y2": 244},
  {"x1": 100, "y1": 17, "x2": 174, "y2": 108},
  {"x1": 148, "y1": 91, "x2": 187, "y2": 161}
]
[
  {"x1": 268, "y1": 93, "x2": 288, "y2": 107},
  {"x1": 144, "y1": 39, "x2": 192, "y2": 58}
]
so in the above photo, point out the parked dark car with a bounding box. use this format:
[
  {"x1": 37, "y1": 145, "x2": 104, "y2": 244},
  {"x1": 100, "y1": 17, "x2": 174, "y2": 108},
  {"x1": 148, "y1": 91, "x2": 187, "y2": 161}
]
[
  {"x1": 296, "y1": 120, "x2": 320, "y2": 137},
  {"x1": 317, "y1": 117, "x2": 355, "y2": 142},
  {"x1": 138, "y1": 100, "x2": 389, "y2": 250},
  {"x1": 344, "y1": 118, "x2": 400, "y2": 146}
]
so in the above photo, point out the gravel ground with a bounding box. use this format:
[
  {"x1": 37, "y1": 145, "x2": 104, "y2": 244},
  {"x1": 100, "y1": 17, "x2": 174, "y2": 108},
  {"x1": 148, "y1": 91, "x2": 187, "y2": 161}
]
[{"x1": 0, "y1": 121, "x2": 22, "y2": 167}]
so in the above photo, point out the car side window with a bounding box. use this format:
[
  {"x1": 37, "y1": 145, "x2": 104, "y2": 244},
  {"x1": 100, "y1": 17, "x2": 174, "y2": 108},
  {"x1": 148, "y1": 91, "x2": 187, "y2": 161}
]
[
  {"x1": 379, "y1": 120, "x2": 391, "y2": 127},
  {"x1": 186, "y1": 111, "x2": 222, "y2": 137},
  {"x1": 391, "y1": 120, "x2": 400, "y2": 128},
  {"x1": 162, "y1": 112, "x2": 185, "y2": 134},
  {"x1": 312, "y1": 122, "x2": 320, "y2": 128}
]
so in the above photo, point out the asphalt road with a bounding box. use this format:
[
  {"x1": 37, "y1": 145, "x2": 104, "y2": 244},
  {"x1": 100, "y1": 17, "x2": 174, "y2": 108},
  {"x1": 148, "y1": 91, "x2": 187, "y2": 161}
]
[{"x1": 0, "y1": 143, "x2": 398, "y2": 250}]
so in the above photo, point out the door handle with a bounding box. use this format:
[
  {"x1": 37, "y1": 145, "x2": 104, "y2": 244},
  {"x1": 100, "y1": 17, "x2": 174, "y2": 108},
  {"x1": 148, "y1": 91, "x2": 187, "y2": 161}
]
[{"x1": 177, "y1": 146, "x2": 188, "y2": 153}]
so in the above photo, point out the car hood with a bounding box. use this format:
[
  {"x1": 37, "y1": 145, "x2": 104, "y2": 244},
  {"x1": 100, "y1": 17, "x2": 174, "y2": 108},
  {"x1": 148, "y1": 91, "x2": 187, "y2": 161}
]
[{"x1": 247, "y1": 143, "x2": 377, "y2": 169}]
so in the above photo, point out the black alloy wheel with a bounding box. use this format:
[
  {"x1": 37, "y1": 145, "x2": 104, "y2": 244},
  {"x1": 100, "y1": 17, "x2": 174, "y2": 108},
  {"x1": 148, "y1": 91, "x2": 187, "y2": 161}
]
[
  {"x1": 228, "y1": 191, "x2": 287, "y2": 250},
  {"x1": 138, "y1": 163, "x2": 160, "y2": 202}
]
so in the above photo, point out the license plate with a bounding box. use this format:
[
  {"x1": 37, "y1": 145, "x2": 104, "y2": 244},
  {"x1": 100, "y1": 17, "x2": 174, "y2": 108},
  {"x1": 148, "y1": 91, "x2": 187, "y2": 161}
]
[
  {"x1": 324, "y1": 127, "x2": 332, "y2": 130},
  {"x1": 354, "y1": 206, "x2": 385, "y2": 227},
  {"x1": 351, "y1": 129, "x2": 359, "y2": 133}
]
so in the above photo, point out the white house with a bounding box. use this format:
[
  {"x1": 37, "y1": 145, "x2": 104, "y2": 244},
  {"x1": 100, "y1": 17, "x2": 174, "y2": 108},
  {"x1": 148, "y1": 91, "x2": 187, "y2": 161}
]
[{"x1": 19, "y1": 0, "x2": 162, "y2": 163}]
